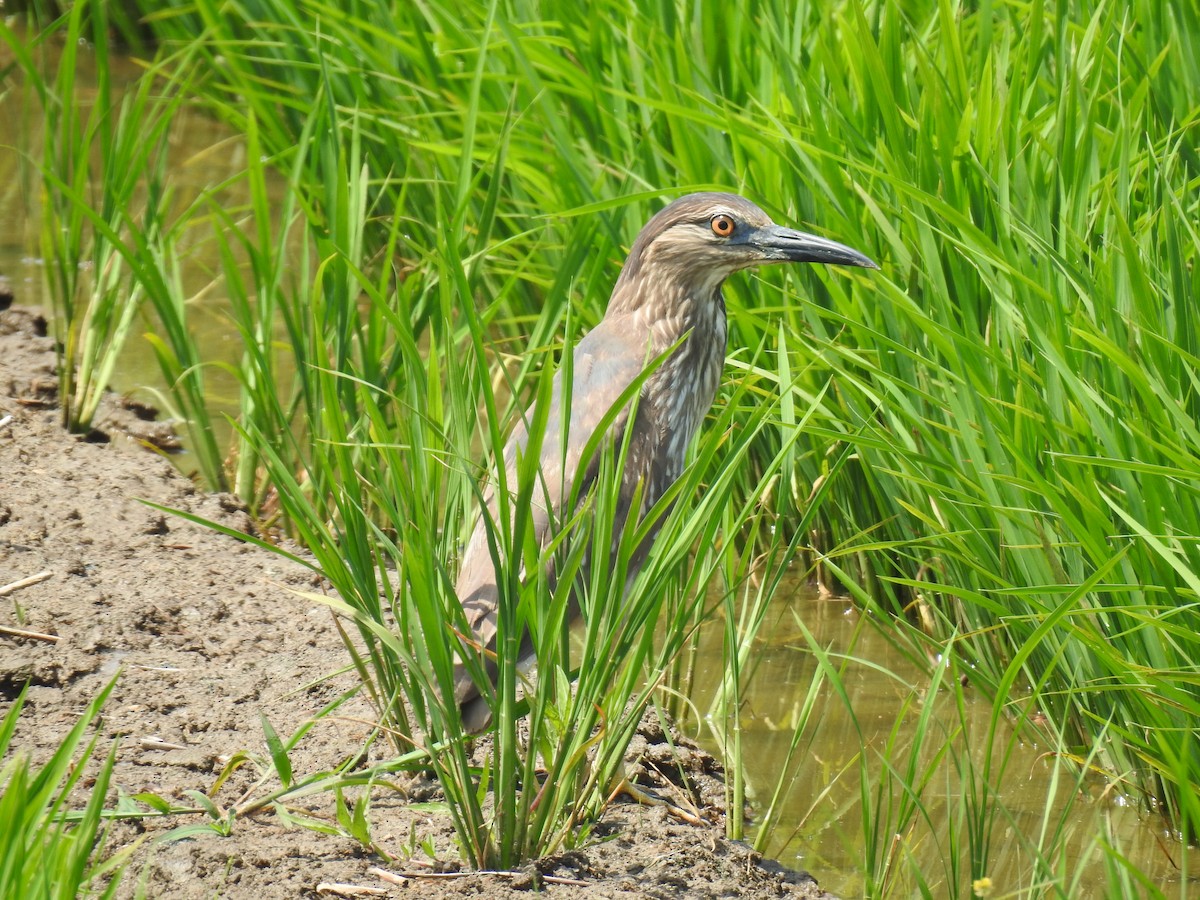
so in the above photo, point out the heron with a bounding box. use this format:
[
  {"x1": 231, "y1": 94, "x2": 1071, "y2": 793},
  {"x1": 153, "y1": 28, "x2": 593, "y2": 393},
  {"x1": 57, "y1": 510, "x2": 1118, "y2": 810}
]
[{"x1": 454, "y1": 192, "x2": 877, "y2": 730}]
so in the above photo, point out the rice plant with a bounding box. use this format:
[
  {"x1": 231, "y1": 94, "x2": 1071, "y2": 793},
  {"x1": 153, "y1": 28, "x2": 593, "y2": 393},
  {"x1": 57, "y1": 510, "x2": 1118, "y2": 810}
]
[
  {"x1": 11, "y1": 0, "x2": 1200, "y2": 887},
  {"x1": 1, "y1": 4, "x2": 189, "y2": 433},
  {"x1": 0, "y1": 677, "x2": 136, "y2": 899},
  {"x1": 154, "y1": 94, "x2": 814, "y2": 863}
]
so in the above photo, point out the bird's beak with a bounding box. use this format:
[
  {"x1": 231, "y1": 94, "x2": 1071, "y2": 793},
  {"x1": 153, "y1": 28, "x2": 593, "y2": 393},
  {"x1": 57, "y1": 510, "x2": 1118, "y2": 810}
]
[{"x1": 751, "y1": 224, "x2": 879, "y2": 269}]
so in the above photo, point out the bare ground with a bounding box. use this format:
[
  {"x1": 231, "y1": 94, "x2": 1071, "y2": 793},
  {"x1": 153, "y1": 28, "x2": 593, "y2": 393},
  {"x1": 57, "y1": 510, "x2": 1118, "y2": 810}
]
[{"x1": 0, "y1": 304, "x2": 835, "y2": 899}]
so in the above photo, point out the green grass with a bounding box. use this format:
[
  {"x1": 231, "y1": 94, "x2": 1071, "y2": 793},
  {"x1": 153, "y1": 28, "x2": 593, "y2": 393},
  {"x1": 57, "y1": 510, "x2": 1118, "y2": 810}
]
[
  {"x1": 5, "y1": 0, "x2": 1199, "y2": 892},
  {"x1": 0, "y1": 677, "x2": 136, "y2": 899},
  {"x1": 1, "y1": 4, "x2": 192, "y2": 434},
  {"x1": 151, "y1": 102, "x2": 819, "y2": 864}
]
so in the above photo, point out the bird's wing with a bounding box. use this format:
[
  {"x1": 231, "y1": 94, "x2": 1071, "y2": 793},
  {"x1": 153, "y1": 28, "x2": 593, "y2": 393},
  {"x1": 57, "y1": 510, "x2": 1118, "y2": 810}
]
[
  {"x1": 454, "y1": 316, "x2": 649, "y2": 707},
  {"x1": 529, "y1": 317, "x2": 652, "y2": 525}
]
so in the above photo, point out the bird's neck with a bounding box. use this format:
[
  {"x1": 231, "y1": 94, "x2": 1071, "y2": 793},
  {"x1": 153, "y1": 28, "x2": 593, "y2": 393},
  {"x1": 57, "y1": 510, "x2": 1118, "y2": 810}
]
[
  {"x1": 638, "y1": 287, "x2": 728, "y2": 456},
  {"x1": 629, "y1": 287, "x2": 727, "y2": 359}
]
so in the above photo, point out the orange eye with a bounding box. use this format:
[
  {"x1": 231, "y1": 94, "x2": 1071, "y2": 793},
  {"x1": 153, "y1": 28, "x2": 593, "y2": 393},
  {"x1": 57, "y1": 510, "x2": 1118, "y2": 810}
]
[{"x1": 710, "y1": 214, "x2": 736, "y2": 237}]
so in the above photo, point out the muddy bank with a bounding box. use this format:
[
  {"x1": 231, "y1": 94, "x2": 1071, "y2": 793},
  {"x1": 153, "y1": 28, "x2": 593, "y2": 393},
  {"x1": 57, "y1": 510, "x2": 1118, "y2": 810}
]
[{"x1": 0, "y1": 305, "x2": 833, "y2": 899}]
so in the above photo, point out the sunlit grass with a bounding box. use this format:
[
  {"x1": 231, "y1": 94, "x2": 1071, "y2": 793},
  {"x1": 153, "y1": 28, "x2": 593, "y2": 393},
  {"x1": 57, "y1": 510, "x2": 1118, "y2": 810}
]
[
  {"x1": 0, "y1": 5, "x2": 193, "y2": 434},
  {"x1": 0, "y1": 678, "x2": 136, "y2": 899},
  {"x1": 150, "y1": 105, "x2": 817, "y2": 863},
  {"x1": 6, "y1": 0, "x2": 1199, "y2": 891}
]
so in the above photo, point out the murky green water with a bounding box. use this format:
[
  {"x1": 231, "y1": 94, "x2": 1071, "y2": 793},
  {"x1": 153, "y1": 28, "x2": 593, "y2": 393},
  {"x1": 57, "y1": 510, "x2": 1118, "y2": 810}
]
[
  {"x1": 682, "y1": 580, "x2": 1192, "y2": 895},
  {"x1": 2, "y1": 46, "x2": 1191, "y2": 897}
]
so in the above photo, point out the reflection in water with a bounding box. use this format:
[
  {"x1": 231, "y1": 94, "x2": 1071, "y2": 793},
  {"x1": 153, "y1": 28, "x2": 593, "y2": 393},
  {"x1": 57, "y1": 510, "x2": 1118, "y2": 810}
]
[{"x1": 682, "y1": 576, "x2": 1192, "y2": 896}]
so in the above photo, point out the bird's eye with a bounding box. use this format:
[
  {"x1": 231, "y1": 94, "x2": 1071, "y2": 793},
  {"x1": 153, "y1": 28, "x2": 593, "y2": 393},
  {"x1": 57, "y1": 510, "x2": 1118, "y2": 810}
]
[{"x1": 710, "y1": 214, "x2": 736, "y2": 238}]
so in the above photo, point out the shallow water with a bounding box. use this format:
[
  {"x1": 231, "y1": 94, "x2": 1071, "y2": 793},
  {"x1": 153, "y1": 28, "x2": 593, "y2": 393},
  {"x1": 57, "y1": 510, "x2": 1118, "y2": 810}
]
[
  {"x1": 682, "y1": 580, "x2": 1193, "y2": 895},
  {"x1": 1, "y1": 45, "x2": 1192, "y2": 897}
]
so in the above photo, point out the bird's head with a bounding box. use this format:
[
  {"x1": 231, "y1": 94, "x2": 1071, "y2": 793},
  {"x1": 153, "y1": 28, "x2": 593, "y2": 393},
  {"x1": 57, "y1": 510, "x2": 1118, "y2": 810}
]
[{"x1": 611, "y1": 192, "x2": 878, "y2": 306}]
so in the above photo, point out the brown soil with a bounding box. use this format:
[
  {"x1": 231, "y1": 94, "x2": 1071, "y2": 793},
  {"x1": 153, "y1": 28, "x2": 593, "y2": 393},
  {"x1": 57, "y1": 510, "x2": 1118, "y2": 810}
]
[{"x1": 0, "y1": 305, "x2": 835, "y2": 900}]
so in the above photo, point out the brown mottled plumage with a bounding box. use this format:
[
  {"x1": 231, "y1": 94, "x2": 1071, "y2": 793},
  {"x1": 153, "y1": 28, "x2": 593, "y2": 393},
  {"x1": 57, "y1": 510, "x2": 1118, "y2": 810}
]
[{"x1": 455, "y1": 192, "x2": 877, "y2": 729}]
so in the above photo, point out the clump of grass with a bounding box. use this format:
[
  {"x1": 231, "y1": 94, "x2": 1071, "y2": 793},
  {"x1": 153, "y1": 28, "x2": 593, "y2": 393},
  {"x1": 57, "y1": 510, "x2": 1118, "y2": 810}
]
[
  {"x1": 156, "y1": 90, "x2": 804, "y2": 863},
  {"x1": 14, "y1": 0, "x2": 1200, "y2": 886},
  {"x1": 0, "y1": 677, "x2": 136, "y2": 899},
  {"x1": 1, "y1": 4, "x2": 187, "y2": 434},
  {"x1": 768, "y1": 0, "x2": 1200, "y2": 841}
]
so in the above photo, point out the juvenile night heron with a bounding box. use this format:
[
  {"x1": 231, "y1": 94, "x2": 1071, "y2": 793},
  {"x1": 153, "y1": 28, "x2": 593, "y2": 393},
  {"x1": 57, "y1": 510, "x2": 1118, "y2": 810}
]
[{"x1": 455, "y1": 192, "x2": 877, "y2": 729}]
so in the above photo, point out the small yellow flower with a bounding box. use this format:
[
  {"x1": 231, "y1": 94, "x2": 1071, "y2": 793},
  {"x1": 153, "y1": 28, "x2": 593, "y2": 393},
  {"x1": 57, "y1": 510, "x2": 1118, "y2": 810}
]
[{"x1": 972, "y1": 877, "x2": 994, "y2": 898}]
